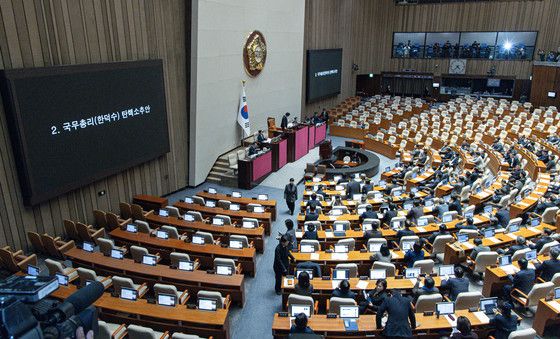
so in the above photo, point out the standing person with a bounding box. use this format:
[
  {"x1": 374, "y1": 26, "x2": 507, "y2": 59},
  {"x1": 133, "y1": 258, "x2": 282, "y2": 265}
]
[
  {"x1": 274, "y1": 235, "x2": 295, "y2": 295},
  {"x1": 281, "y1": 112, "x2": 291, "y2": 130},
  {"x1": 284, "y1": 178, "x2": 298, "y2": 215},
  {"x1": 284, "y1": 219, "x2": 297, "y2": 250},
  {"x1": 376, "y1": 290, "x2": 416, "y2": 338}
]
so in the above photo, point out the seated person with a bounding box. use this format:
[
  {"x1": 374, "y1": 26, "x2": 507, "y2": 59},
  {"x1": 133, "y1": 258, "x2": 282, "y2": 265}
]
[
  {"x1": 494, "y1": 208, "x2": 510, "y2": 228},
  {"x1": 256, "y1": 129, "x2": 266, "y2": 143},
  {"x1": 294, "y1": 271, "x2": 313, "y2": 296},
  {"x1": 536, "y1": 247, "x2": 560, "y2": 281},
  {"x1": 306, "y1": 193, "x2": 321, "y2": 210},
  {"x1": 332, "y1": 279, "x2": 356, "y2": 299},
  {"x1": 361, "y1": 205, "x2": 378, "y2": 220},
  {"x1": 371, "y1": 243, "x2": 392, "y2": 263},
  {"x1": 530, "y1": 227, "x2": 554, "y2": 253},
  {"x1": 503, "y1": 236, "x2": 528, "y2": 256},
  {"x1": 302, "y1": 224, "x2": 318, "y2": 240},
  {"x1": 361, "y1": 179, "x2": 373, "y2": 195},
  {"x1": 406, "y1": 200, "x2": 424, "y2": 223},
  {"x1": 440, "y1": 266, "x2": 469, "y2": 301},
  {"x1": 315, "y1": 185, "x2": 326, "y2": 197},
  {"x1": 468, "y1": 238, "x2": 491, "y2": 264},
  {"x1": 359, "y1": 279, "x2": 388, "y2": 314},
  {"x1": 456, "y1": 217, "x2": 477, "y2": 231},
  {"x1": 448, "y1": 195, "x2": 463, "y2": 215},
  {"x1": 412, "y1": 276, "x2": 439, "y2": 303},
  {"x1": 427, "y1": 224, "x2": 449, "y2": 245},
  {"x1": 434, "y1": 198, "x2": 449, "y2": 219},
  {"x1": 489, "y1": 302, "x2": 517, "y2": 339},
  {"x1": 396, "y1": 220, "x2": 415, "y2": 240},
  {"x1": 451, "y1": 316, "x2": 478, "y2": 339},
  {"x1": 364, "y1": 222, "x2": 383, "y2": 241},
  {"x1": 304, "y1": 206, "x2": 319, "y2": 222},
  {"x1": 290, "y1": 312, "x2": 314, "y2": 334},
  {"x1": 247, "y1": 143, "x2": 259, "y2": 156},
  {"x1": 404, "y1": 242, "x2": 425, "y2": 268},
  {"x1": 382, "y1": 203, "x2": 398, "y2": 225},
  {"x1": 503, "y1": 258, "x2": 535, "y2": 301}
]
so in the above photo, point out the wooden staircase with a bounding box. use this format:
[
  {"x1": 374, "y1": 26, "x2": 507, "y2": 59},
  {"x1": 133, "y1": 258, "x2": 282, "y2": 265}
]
[{"x1": 206, "y1": 148, "x2": 242, "y2": 187}]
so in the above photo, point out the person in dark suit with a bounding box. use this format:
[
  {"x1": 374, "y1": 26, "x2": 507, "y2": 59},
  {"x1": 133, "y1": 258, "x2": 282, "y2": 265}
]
[
  {"x1": 294, "y1": 271, "x2": 314, "y2": 296},
  {"x1": 504, "y1": 236, "x2": 528, "y2": 256},
  {"x1": 382, "y1": 203, "x2": 398, "y2": 226},
  {"x1": 531, "y1": 227, "x2": 554, "y2": 253},
  {"x1": 448, "y1": 195, "x2": 463, "y2": 215},
  {"x1": 503, "y1": 258, "x2": 535, "y2": 301},
  {"x1": 404, "y1": 242, "x2": 425, "y2": 268},
  {"x1": 364, "y1": 222, "x2": 383, "y2": 241},
  {"x1": 281, "y1": 112, "x2": 291, "y2": 130},
  {"x1": 284, "y1": 178, "x2": 298, "y2": 215},
  {"x1": 306, "y1": 193, "x2": 321, "y2": 210},
  {"x1": 361, "y1": 179, "x2": 373, "y2": 195},
  {"x1": 256, "y1": 130, "x2": 266, "y2": 143},
  {"x1": 489, "y1": 302, "x2": 517, "y2": 339},
  {"x1": 536, "y1": 247, "x2": 560, "y2": 281},
  {"x1": 290, "y1": 312, "x2": 314, "y2": 334},
  {"x1": 332, "y1": 279, "x2": 356, "y2": 299},
  {"x1": 273, "y1": 235, "x2": 295, "y2": 294},
  {"x1": 495, "y1": 208, "x2": 510, "y2": 228},
  {"x1": 360, "y1": 205, "x2": 378, "y2": 220},
  {"x1": 347, "y1": 179, "x2": 361, "y2": 199},
  {"x1": 376, "y1": 290, "x2": 416, "y2": 338},
  {"x1": 451, "y1": 316, "x2": 478, "y2": 339},
  {"x1": 302, "y1": 223, "x2": 318, "y2": 240},
  {"x1": 396, "y1": 221, "x2": 415, "y2": 240},
  {"x1": 315, "y1": 185, "x2": 326, "y2": 198},
  {"x1": 468, "y1": 238, "x2": 491, "y2": 264},
  {"x1": 434, "y1": 199, "x2": 450, "y2": 219},
  {"x1": 427, "y1": 224, "x2": 449, "y2": 245},
  {"x1": 359, "y1": 279, "x2": 388, "y2": 314},
  {"x1": 456, "y1": 217, "x2": 477, "y2": 231},
  {"x1": 412, "y1": 276, "x2": 439, "y2": 303},
  {"x1": 407, "y1": 200, "x2": 424, "y2": 223},
  {"x1": 304, "y1": 206, "x2": 319, "y2": 222},
  {"x1": 440, "y1": 266, "x2": 469, "y2": 301}
]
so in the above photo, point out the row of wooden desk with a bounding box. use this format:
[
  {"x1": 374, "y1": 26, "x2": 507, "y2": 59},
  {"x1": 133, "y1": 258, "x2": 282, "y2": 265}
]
[
  {"x1": 195, "y1": 191, "x2": 277, "y2": 221},
  {"x1": 50, "y1": 283, "x2": 231, "y2": 339},
  {"x1": 64, "y1": 247, "x2": 246, "y2": 305}
]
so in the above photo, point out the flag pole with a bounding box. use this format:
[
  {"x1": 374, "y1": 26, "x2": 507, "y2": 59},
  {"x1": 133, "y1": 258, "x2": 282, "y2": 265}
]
[{"x1": 240, "y1": 80, "x2": 246, "y2": 147}]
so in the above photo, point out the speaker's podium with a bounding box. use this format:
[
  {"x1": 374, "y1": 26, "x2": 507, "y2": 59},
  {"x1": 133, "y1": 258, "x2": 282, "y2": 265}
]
[
  {"x1": 267, "y1": 117, "x2": 326, "y2": 163},
  {"x1": 238, "y1": 149, "x2": 273, "y2": 189}
]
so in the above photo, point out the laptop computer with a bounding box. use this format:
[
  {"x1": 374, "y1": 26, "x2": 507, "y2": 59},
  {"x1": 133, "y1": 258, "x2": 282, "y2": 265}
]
[
  {"x1": 55, "y1": 273, "x2": 68, "y2": 286},
  {"x1": 480, "y1": 297, "x2": 498, "y2": 315},
  {"x1": 404, "y1": 268, "x2": 421, "y2": 279},
  {"x1": 178, "y1": 260, "x2": 195, "y2": 271},
  {"x1": 208, "y1": 187, "x2": 217, "y2": 194},
  {"x1": 438, "y1": 265, "x2": 455, "y2": 277},
  {"x1": 296, "y1": 269, "x2": 314, "y2": 280},
  {"x1": 334, "y1": 244, "x2": 349, "y2": 253},
  {"x1": 120, "y1": 287, "x2": 137, "y2": 301},
  {"x1": 525, "y1": 249, "x2": 537, "y2": 261},
  {"x1": 126, "y1": 224, "x2": 138, "y2": 233},
  {"x1": 417, "y1": 218, "x2": 428, "y2": 227},
  {"x1": 436, "y1": 302, "x2": 455, "y2": 316},
  {"x1": 402, "y1": 241, "x2": 415, "y2": 251},
  {"x1": 205, "y1": 200, "x2": 216, "y2": 208},
  {"x1": 229, "y1": 240, "x2": 243, "y2": 249},
  {"x1": 289, "y1": 304, "x2": 311, "y2": 318},
  {"x1": 333, "y1": 269, "x2": 349, "y2": 280},
  {"x1": 82, "y1": 241, "x2": 94, "y2": 252},
  {"x1": 483, "y1": 229, "x2": 495, "y2": 238},
  {"x1": 257, "y1": 194, "x2": 268, "y2": 201},
  {"x1": 159, "y1": 209, "x2": 169, "y2": 217},
  {"x1": 142, "y1": 254, "x2": 157, "y2": 266},
  {"x1": 230, "y1": 204, "x2": 240, "y2": 211},
  {"x1": 242, "y1": 221, "x2": 256, "y2": 228},
  {"x1": 340, "y1": 305, "x2": 359, "y2": 331},
  {"x1": 499, "y1": 255, "x2": 512, "y2": 266},
  {"x1": 370, "y1": 269, "x2": 386, "y2": 280},
  {"x1": 156, "y1": 230, "x2": 169, "y2": 239},
  {"x1": 110, "y1": 249, "x2": 124, "y2": 260},
  {"x1": 216, "y1": 265, "x2": 233, "y2": 276},
  {"x1": 555, "y1": 287, "x2": 560, "y2": 299},
  {"x1": 192, "y1": 235, "x2": 205, "y2": 245},
  {"x1": 300, "y1": 244, "x2": 315, "y2": 253},
  {"x1": 457, "y1": 233, "x2": 469, "y2": 243},
  {"x1": 198, "y1": 297, "x2": 218, "y2": 311},
  {"x1": 184, "y1": 197, "x2": 194, "y2": 203},
  {"x1": 232, "y1": 191, "x2": 242, "y2": 198},
  {"x1": 442, "y1": 214, "x2": 453, "y2": 223},
  {"x1": 212, "y1": 218, "x2": 224, "y2": 226},
  {"x1": 183, "y1": 214, "x2": 195, "y2": 221}
]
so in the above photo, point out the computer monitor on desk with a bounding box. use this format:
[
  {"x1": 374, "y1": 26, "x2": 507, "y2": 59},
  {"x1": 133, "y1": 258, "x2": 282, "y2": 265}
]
[
  {"x1": 290, "y1": 304, "x2": 311, "y2": 318},
  {"x1": 436, "y1": 302, "x2": 455, "y2": 315}
]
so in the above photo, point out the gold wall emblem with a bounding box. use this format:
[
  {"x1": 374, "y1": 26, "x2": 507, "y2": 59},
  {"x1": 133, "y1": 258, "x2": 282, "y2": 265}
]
[{"x1": 243, "y1": 31, "x2": 267, "y2": 77}]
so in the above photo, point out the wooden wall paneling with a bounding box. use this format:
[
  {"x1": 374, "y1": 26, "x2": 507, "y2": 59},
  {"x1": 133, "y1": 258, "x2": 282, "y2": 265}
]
[{"x1": 0, "y1": 0, "x2": 189, "y2": 249}]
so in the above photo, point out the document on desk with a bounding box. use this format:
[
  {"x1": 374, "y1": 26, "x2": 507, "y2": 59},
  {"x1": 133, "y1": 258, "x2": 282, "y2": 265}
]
[
  {"x1": 329, "y1": 216, "x2": 338, "y2": 221},
  {"x1": 462, "y1": 242, "x2": 475, "y2": 249},
  {"x1": 325, "y1": 232, "x2": 334, "y2": 238},
  {"x1": 487, "y1": 237, "x2": 500, "y2": 244},
  {"x1": 527, "y1": 227, "x2": 540, "y2": 234},
  {"x1": 500, "y1": 265, "x2": 519, "y2": 275},
  {"x1": 310, "y1": 253, "x2": 320, "y2": 260},
  {"x1": 549, "y1": 300, "x2": 560, "y2": 313},
  {"x1": 445, "y1": 315, "x2": 457, "y2": 327},
  {"x1": 284, "y1": 278, "x2": 295, "y2": 287},
  {"x1": 295, "y1": 231, "x2": 303, "y2": 238},
  {"x1": 331, "y1": 253, "x2": 348, "y2": 260},
  {"x1": 356, "y1": 280, "x2": 369, "y2": 290},
  {"x1": 473, "y1": 311, "x2": 490, "y2": 324},
  {"x1": 415, "y1": 227, "x2": 427, "y2": 233},
  {"x1": 473, "y1": 217, "x2": 483, "y2": 224},
  {"x1": 505, "y1": 233, "x2": 517, "y2": 240}
]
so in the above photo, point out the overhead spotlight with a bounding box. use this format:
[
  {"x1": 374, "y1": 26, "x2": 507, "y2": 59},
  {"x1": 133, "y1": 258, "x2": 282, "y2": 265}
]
[{"x1": 504, "y1": 41, "x2": 513, "y2": 51}]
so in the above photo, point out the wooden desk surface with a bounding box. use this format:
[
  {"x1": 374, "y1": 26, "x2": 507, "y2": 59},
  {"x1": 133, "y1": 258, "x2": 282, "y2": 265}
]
[
  {"x1": 533, "y1": 298, "x2": 560, "y2": 336},
  {"x1": 145, "y1": 214, "x2": 265, "y2": 253},
  {"x1": 109, "y1": 228, "x2": 257, "y2": 276},
  {"x1": 196, "y1": 191, "x2": 277, "y2": 209},
  {"x1": 63, "y1": 247, "x2": 246, "y2": 305},
  {"x1": 282, "y1": 276, "x2": 442, "y2": 291},
  {"x1": 290, "y1": 249, "x2": 410, "y2": 263}
]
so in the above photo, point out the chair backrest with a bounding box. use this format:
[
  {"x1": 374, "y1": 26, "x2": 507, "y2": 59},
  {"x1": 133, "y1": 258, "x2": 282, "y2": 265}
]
[
  {"x1": 415, "y1": 293, "x2": 443, "y2": 313},
  {"x1": 432, "y1": 235, "x2": 454, "y2": 255},
  {"x1": 230, "y1": 235, "x2": 249, "y2": 248},
  {"x1": 511, "y1": 248, "x2": 531, "y2": 261},
  {"x1": 187, "y1": 211, "x2": 203, "y2": 221},
  {"x1": 97, "y1": 238, "x2": 115, "y2": 256},
  {"x1": 63, "y1": 219, "x2": 80, "y2": 241},
  {"x1": 287, "y1": 293, "x2": 314, "y2": 310},
  {"x1": 119, "y1": 202, "x2": 132, "y2": 219},
  {"x1": 198, "y1": 290, "x2": 225, "y2": 309},
  {"x1": 44, "y1": 258, "x2": 65, "y2": 275},
  {"x1": 164, "y1": 206, "x2": 181, "y2": 218},
  {"x1": 399, "y1": 235, "x2": 420, "y2": 249},
  {"x1": 93, "y1": 210, "x2": 108, "y2": 229},
  {"x1": 76, "y1": 222, "x2": 94, "y2": 243},
  {"x1": 135, "y1": 220, "x2": 151, "y2": 234},
  {"x1": 228, "y1": 153, "x2": 238, "y2": 167},
  {"x1": 372, "y1": 262, "x2": 396, "y2": 277},
  {"x1": 40, "y1": 234, "x2": 62, "y2": 258},
  {"x1": 474, "y1": 252, "x2": 498, "y2": 273},
  {"x1": 329, "y1": 297, "x2": 357, "y2": 314},
  {"x1": 539, "y1": 240, "x2": 559, "y2": 255},
  {"x1": 336, "y1": 238, "x2": 355, "y2": 251},
  {"x1": 525, "y1": 282, "x2": 554, "y2": 307},
  {"x1": 0, "y1": 249, "x2": 21, "y2": 272},
  {"x1": 367, "y1": 238, "x2": 387, "y2": 251},
  {"x1": 542, "y1": 206, "x2": 559, "y2": 224},
  {"x1": 27, "y1": 232, "x2": 45, "y2": 254},
  {"x1": 131, "y1": 204, "x2": 148, "y2": 221},
  {"x1": 112, "y1": 276, "x2": 135, "y2": 295},
  {"x1": 217, "y1": 200, "x2": 231, "y2": 210},
  {"x1": 412, "y1": 259, "x2": 434, "y2": 275},
  {"x1": 192, "y1": 196, "x2": 205, "y2": 206},
  {"x1": 334, "y1": 263, "x2": 358, "y2": 278},
  {"x1": 214, "y1": 257, "x2": 236, "y2": 272},
  {"x1": 214, "y1": 214, "x2": 232, "y2": 225},
  {"x1": 246, "y1": 204, "x2": 262, "y2": 213},
  {"x1": 161, "y1": 225, "x2": 181, "y2": 239},
  {"x1": 154, "y1": 283, "x2": 180, "y2": 305},
  {"x1": 172, "y1": 334, "x2": 203, "y2": 339},
  {"x1": 126, "y1": 324, "x2": 160, "y2": 339},
  {"x1": 106, "y1": 213, "x2": 121, "y2": 231},
  {"x1": 507, "y1": 328, "x2": 537, "y2": 339},
  {"x1": 442, "y1": 211, "x2": 458, "y2": 220},
  {"x1": 77, "y1": 267, "x2": 98, "y2": 287},
  {"x1": 455, "y1": 292, "x2": 482, "y2": 310},
  {"x1": 333, "y1": 220, "x2": 350, "y2": 231},
  {"x1": 130, "y1": 245, "x2": 149, "y2": 263},
  {"x1": 170, "y1": 252, "x2": 191, "y2": 268},
  {"x1": 300, "y1": 240, "x2": 321, "y2": 251},
  {"x1": 551, "y1": 272, "x2": 560, "y2": 286},
  {"x1": 242, "y1": 218, "x2": 259, "y2": 228},
  {"x1": 195, "y1": 231, "x2": 214, "y2": 244}
]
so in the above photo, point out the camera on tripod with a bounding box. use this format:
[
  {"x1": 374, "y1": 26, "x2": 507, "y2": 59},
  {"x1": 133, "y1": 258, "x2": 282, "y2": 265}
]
[{"x1": 0, "y1": 274, "x2": 104, "y2": 338}]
